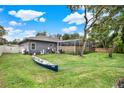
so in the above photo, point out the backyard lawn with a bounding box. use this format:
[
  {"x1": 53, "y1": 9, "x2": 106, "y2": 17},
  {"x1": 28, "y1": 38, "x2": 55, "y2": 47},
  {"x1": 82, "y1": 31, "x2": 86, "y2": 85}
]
[{"x1": 0, "y1": 53, "x2": 124, "y2": 88}]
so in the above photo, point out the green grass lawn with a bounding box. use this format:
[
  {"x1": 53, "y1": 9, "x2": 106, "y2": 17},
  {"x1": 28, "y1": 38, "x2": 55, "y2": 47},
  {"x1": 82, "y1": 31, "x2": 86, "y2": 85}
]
[{"x1": 0, "y1": 53, "x2": 124, "y2": 88}]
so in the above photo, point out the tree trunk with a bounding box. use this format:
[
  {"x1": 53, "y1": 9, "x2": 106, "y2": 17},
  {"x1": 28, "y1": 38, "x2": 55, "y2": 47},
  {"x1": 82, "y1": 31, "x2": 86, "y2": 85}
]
[
  {"x1": 80, "y1": 40, "x2": 87, "y2": 56},
  {"x1": 80, "y1": 30, "x2": 87, "y2": 56},
  {"x1": 101, "y1": 41, "x2": 106, "y2": 48},
  {"x1": 108, "y1": 48, "x2": 112, "y2": 58},
  {"x1": 108, "y1": 44, "x2": 114, "y2": 58}
]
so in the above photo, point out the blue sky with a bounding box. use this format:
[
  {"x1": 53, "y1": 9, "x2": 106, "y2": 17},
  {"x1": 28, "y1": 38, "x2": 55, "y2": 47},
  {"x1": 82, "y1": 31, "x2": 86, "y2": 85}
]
[{"x1": 0, "y1": 5, "x2": 85, "y2": 41}]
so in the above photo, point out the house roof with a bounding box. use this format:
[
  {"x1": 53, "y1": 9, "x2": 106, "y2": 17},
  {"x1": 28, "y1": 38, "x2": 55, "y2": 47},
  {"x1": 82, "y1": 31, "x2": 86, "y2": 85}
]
[
  {"x1": 19, "y1": 36, "x2": 94, "y2": 46},
  {"x1": 19, "y1": 36, "x2": 60, "y2": 44}
]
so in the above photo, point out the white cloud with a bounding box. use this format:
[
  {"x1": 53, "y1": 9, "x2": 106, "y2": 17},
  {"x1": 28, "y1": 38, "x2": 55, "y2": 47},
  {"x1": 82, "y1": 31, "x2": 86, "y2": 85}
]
[
  {"x1": 34, "y1": 17, "x2": 46, "y2": 23},
  {"x1": 39, "y1": 17, "x2": 46, "y2": 22},
  {"x1": 63, "y1": 12, "x2": 92, "y2": 25},
  {"x1": 8, "y1": 9, "x2": 45, "y2": 21},
  {"x1": 23, "y1": 30, "x2": 37, "y2": 37},
  {"x1": 4, "y1": 27, "x2": 23, "y2": 36},
  {"x1": 62, "y1": 26, "x2": 77, "y2": 33},
  {"x1": 63, "y1": 12, "x2": 82, "y2": 25},
  {"x1": 4, "y1": 27, "x2": 37, "y2": 41},
  {"x1": 9, "y1": 10, "x2": 16, "y2": 15},
  {"x1": 0, "y1": 8, "x2": 3, "y2": 12},
  {"x1": 34, "y1": 18, "x2": 38, "y2": 22},
  {"x1": 9, "y1": 21, "x2": 25, "y2": 26}
]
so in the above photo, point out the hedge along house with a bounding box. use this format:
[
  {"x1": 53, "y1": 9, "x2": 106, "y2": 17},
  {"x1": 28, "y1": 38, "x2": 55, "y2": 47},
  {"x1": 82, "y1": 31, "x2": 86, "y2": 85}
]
[{"x1": 19, "y1": 36, "x2": 95, "y2": 55}]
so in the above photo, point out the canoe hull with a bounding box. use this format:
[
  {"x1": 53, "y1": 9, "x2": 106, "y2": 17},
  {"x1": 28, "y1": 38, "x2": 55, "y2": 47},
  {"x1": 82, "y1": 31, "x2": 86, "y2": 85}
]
[{"x1": 32, "y1": 57, "x2": 58, "y2": 72}]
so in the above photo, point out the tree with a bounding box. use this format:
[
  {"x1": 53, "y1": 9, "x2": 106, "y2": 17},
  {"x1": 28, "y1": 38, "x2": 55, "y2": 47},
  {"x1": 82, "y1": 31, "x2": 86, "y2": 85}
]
[
  {"x1": 113, "y1": 32, "x2": 124, "y2": 53},
  {"x1": 36, "y1": 31, "x2": 47, "y2": 36},
  {"x1": 90, "y1": 6, "x2": 124, "y2": 57},
  {"x1": 121, "y1": 27, "x2": 124, "y2": 43},
  {"x1": 54, "y1": 34, "x2": 62, "y2": 40},
  {"x1": 54, "y1": 33, "x2": 80, "y2": 40},
  {"x1": 9, "y1": 39, "x2": 20, "y2": 44},
  {"x1": 0, "y1": 25, "x2": 7, "y2": 45},
  {"x1": 70, "y1": 33, "x2": 80, "y2": 39},
  {"x1": 0, "y1": 38, "x2": 7, "y2": 45},
  {"x1": 62, "y1": 33, "x2": 70, "y2": 40},
  {"x1": 68, "y1": 5, "x2": 124, "y2": 56},
  {"x1": 89, "y1": 25, "x2": 109, "y2": 48},
  {"x1": 0, "y1": 25, "x2": 6, "y2": 36},
  {"x1": 116, "y1": 11, "x2": 124, "y2": 44},
  {"x1": 111, "y1": 10, "x2": 124, "y2": 53},
  {"x1": 68, "y1": 6, "x2": 106, "y2": 56}
]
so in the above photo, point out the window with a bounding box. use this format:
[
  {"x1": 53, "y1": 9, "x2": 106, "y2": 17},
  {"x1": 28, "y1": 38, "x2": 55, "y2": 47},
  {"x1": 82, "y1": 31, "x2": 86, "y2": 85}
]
[{"x1": 31, "y1": 43, "x2": 36, "y2": 50}]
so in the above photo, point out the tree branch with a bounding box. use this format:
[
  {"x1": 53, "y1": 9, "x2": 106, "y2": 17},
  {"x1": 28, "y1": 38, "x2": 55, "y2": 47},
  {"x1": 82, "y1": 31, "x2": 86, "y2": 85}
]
[
  {"x1": 84, "y1": 5, "x2": 88, "y2": 31},
  {"x1": 86, "y1": 6, "x2": 105, "y2": 32}
]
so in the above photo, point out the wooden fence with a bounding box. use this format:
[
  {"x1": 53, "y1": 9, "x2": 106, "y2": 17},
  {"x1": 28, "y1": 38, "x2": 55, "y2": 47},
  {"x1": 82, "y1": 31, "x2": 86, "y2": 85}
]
[
  {"x1": 0, "y1": 45, "x2": 21, "y2": 56},
  {"x1": 95, "y1": 48, "x2": 112, "y2": 53},
  {"x1": 60, "y1": 46, "x2": 94, "y2": 54}
]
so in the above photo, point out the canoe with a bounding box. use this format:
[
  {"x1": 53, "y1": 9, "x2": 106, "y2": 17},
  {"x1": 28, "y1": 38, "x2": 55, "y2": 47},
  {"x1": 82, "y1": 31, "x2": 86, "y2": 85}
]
[{"x1": 32, "y1": 56, "x2": 58, "y2": 72}]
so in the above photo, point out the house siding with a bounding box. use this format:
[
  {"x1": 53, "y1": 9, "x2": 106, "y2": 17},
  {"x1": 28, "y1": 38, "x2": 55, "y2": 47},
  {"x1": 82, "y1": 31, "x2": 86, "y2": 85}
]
[
  {"x1": 28, "y1": 40, "x2": 57, "y2": 54},
  {"x1": 19, "y1": 42, "x2": 30, "y2": 51},
  {"x1": 19, "y1": 38, "x2": 94, "y2": 55}
]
